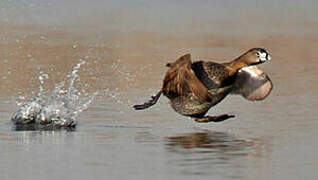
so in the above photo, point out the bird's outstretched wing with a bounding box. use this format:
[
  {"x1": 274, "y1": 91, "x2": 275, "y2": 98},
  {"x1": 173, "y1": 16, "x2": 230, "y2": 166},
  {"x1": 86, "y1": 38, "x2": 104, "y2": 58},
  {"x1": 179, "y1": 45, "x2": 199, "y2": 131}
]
[
  {"x1": 162, "y1": 54, "x2": 212, "y2": 102},
  {"x1": 232, "y1": 66, "x2": 273, "y2": 101}
]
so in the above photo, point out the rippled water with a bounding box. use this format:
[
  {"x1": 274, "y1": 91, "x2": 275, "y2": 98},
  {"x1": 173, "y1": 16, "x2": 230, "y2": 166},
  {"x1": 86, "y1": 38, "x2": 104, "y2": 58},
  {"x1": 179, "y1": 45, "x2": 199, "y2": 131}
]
[{"x1": 0, "y1": 0, "x2": 318, "y2": 180}]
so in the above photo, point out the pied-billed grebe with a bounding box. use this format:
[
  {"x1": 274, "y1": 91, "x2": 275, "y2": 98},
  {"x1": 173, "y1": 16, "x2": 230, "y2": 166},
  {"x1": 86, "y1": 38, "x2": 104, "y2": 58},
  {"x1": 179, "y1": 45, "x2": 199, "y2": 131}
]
[{"x1": 133, "y1": 48, "x2": 273, "y2": 123}]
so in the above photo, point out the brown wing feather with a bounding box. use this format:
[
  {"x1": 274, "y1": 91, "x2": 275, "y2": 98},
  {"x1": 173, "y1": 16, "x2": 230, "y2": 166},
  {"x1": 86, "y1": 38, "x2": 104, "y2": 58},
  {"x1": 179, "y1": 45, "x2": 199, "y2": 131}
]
[
  {"x1": 162, "y1": 54, "x2": 212, "y2": 102},
  {"x1": 233, "y1": 66, "x2": 273, "y2": 101}
]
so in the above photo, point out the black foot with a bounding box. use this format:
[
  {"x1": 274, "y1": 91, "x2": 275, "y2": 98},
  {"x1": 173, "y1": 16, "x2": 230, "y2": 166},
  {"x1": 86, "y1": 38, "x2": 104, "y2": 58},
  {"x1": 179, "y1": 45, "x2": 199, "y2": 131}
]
[
  {"x1": 133, "y1": 104, "x2": 150, "y2": 110},
  {"x1": 133, "y1": 90, "x2": 162, "y2": 110},
  {"x1": 194, "y1": 114, "x2": 235, "y2": 123}
]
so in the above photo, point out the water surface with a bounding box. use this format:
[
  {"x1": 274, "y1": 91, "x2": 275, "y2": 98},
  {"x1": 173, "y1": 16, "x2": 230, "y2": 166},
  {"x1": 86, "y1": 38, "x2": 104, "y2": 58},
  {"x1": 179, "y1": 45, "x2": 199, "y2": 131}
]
[{"x1": 0, "y1": 0, "x2": 318, "y2": 179}]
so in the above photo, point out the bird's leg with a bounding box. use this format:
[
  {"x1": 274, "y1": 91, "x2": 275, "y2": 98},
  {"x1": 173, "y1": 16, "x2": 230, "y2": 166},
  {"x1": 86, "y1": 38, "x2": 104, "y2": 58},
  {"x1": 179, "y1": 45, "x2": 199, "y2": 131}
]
[
  {"x1": 133, "y1": 90, "x2": 162, "y2": 110},
  {"x1": 194, "y1": 114, "x2": 235, "y2": 123}
]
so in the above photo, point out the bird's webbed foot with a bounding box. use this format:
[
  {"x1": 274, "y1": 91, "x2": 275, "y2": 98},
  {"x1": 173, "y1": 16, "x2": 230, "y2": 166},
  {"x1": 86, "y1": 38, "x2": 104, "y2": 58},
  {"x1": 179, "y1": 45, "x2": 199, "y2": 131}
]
[{"x1": 194, "y1": 114, "x2": 235, "y2": 123}]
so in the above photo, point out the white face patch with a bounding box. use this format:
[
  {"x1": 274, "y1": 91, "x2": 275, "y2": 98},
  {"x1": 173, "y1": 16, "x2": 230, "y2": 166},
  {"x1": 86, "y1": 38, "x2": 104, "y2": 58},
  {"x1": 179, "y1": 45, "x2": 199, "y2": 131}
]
[{"x1": 258, "y1": 52, "x2": 269, "y2": 62}]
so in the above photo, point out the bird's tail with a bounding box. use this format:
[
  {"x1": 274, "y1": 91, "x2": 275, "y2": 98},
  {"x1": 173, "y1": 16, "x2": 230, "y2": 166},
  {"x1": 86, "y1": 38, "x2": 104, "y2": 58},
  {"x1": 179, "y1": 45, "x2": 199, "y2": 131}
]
[{"x1": 133, "y1": 90, "x2": 163, "y2": 110}]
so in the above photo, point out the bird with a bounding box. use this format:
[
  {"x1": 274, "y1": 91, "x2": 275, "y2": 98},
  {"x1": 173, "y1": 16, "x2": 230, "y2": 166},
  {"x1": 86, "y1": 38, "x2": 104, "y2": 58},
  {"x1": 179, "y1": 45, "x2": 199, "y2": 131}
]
[{"x1": 133, "y1": 48, "x2": 273, "y2": 123}]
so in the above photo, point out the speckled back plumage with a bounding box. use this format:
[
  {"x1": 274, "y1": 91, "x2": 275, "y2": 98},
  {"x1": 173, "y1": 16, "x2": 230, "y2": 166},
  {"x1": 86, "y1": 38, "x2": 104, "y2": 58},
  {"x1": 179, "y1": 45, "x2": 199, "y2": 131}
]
[
  {"x1": 192, "y1": 61, "x2": 236, "y2": 89},
  {"x1": 162, "y1": 56, "x2": 236, "y2": 118}
]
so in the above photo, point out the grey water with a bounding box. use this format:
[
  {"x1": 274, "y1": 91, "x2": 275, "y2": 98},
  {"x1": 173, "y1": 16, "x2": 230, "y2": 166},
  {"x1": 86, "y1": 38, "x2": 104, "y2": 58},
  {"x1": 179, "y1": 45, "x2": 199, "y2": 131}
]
[{"x1": 0, "y1": 0, "x2": 318, "y2": 180}]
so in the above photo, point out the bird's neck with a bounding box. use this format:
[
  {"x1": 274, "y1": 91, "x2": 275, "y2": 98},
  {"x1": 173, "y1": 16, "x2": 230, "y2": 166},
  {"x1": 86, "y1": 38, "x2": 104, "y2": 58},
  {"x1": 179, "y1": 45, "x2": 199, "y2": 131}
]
[{"x1": 223, "y1": 56, "x2": 249, "y2": 73}]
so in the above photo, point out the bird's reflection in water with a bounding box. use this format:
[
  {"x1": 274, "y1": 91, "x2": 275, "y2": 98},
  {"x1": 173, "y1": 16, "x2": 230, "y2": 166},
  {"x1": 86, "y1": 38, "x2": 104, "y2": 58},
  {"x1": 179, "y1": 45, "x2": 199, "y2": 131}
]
[{"x1": 165, "y1": 130, "x2": 270, "y2": 178}]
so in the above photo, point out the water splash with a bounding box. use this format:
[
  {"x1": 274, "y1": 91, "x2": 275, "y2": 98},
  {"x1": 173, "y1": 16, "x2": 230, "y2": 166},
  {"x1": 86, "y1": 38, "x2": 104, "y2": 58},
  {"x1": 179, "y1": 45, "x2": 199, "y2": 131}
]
[{"x1": 12, "y1": 60, "x2": 97, "y2": 128}]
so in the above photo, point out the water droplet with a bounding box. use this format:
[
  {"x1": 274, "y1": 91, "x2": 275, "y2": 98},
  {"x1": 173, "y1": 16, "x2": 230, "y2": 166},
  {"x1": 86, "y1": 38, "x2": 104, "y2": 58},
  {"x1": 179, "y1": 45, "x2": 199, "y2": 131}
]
[
  {"x1": 72, "y1": 44, "x2": 79, "y2": 49},
  {"x1": 12, "y1": 60, "x2": 96, "y2": 128}
]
